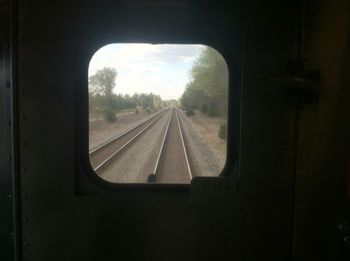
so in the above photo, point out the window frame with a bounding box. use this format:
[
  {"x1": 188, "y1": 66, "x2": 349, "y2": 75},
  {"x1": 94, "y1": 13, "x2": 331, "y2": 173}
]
[{"x1": 75, "y1": 31, "x2": 242, "y2": 194}]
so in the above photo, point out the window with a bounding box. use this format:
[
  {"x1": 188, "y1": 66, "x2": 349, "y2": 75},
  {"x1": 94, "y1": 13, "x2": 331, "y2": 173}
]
[{"x1": 88, "y1": 44, "x2": 228, "y2": 184}]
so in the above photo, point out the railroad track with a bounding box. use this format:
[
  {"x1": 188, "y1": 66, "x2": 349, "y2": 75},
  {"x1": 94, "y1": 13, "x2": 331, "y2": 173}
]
[
  {"x1": 148, "y1": 107, "x2": 192, "y2": 183},
  {"x1": 89, "y1": 108, "x2": 170, "y2": 173}
]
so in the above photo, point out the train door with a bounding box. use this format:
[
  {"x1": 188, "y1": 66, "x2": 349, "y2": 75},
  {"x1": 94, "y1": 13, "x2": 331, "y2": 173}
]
[{"x1": 2, "y1": 0, "x2": 349, "y2": 260}]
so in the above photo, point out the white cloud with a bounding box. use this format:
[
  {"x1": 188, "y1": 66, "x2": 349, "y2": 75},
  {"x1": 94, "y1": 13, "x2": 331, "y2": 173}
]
[{"x1": 88, "y1": 43, "x2": 205, "y2": 100}]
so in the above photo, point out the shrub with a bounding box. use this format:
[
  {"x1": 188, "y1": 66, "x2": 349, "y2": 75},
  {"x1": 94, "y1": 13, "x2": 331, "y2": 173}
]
[
  {"x1": 201, "y1": 104, "x2": 208, "y2": 114},
  {"x1": 145, "y1": 107, "x2": 152, "y2": 114},
  {"x1": 134, "y1": 108, "x2": 139, "y2": 114},
  {"x1": 103, "y1": 108, "x2": 117, "y2": 123},
  {"x1": 207, "y1": 107, "x2": 219, "y2": 117},
  {"x1": 185, "y1": 109, "x2": 195, "y2": 117},
  {"x1": 218, "y1": 123, "x2": 227, "y2": 140}
]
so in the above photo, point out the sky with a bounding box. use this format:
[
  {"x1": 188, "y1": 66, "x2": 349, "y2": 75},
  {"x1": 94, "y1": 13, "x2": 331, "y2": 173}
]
[{"x1": 88, "y1": 43, "x2": 205, "y2": 100}]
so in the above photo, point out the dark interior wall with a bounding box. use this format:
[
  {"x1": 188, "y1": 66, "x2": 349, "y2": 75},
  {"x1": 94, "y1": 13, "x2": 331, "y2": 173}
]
[
  {"x1": 239, "y1": 0, "x2": 299, "y2": 259},
  {"x1": 16, "y1": 1, "x2": 246, "y2": 260},
  {"x1": 0, "y1": 1, "x2": 17, "y2": 260},
  {"x1": 293, "y1": 0, "x2": 350, "y2": 259},
  {"x1": 15, "y1": 1, "x2": 299, "y2": 260}
]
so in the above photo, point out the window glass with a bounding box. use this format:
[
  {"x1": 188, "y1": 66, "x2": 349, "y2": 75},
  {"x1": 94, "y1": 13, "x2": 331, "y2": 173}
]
[{"x1": 89, "y1": 44, "x2": 228, "y2": 184}]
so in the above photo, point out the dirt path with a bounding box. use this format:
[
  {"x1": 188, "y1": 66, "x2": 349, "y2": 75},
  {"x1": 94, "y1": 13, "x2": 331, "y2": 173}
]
[{"x1": 187, "y1": 110, "x2": 226, "y2": 160}]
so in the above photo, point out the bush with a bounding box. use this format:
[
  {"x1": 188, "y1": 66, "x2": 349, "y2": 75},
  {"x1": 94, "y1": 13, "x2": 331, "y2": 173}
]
[
  {"x1": 134, "y1": 108, "x2": 139, "y2": 114},
  {"x1": 103, "y1": 108, "x2": 117, "y2": 123},
  {"x1": 218, "y1": 123, "x2": 227, "y2": 140},
  {"x1": 185, "y1": 109, "x2": 195, "y2": 117},
  {"x1": 201, "y1": 104, "x2": 208, "y2": 114},
  {"x1": 145, "y1": 107, "x2": 152, "y2": 114},
  {"x1": 207, "y1": 107, "x2": 219, "y2": 117}
]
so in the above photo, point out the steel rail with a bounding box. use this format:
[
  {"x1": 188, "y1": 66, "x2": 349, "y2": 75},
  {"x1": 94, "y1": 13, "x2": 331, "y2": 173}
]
[
  {"x1": 150, "y1": 108, "x2": 174, "y2": 179},
  {"x1": 93, "y1": 109, "x2": 169, "y2": 172},
  {"x1": 175, "y1": 108, "x2": 192, "y2": 180},
  {"x1": 149, "y1": 107, "x2": 192, "y2": 182},
  {"x1": 89, "y1": 108, "x2": 169, "y2": 155}
]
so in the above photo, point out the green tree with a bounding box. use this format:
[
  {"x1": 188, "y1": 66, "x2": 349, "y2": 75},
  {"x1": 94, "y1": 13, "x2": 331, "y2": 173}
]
[
  {"x1": 89, "y1": 67, "x2": 118, "y2": 122},
  {"x1": 89, "y1": 67, "x2": 117, "y2": 104},
  {"x1": 88, "y1": 69, "x2": 163, "y2": 121},
  {"x1": 181, "y1": 47, "x2": 228, "y2": 117}
]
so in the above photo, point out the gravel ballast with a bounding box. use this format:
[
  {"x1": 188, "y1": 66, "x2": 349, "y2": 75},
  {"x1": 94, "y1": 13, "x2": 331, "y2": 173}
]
[
  {"x1": 178, "y1": 110, "x2": 226, "y2": 177},
  {"x1": 100, "y1": 110, "x2": 172, "y2": 183},
  {"x1": 90, "y1": 107, "x2": 227, "y2": 183},
  {"x1": 89, "y1": 110, "x2": 156, "y2": 150}
]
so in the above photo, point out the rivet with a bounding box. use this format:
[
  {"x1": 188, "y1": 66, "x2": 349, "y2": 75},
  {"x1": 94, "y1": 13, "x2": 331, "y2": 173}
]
[
  {"x1": 6, "y1": 82, "x2": 11, "y2": 88},
  {"x1": 7, "y1": 156, "x2": 12, "y2": 162},
  {"x1": 23, "y1": 241, "x2": 28, "y2": 247},
  {"x1": 7, "y1": 120, "x2": 11, "y2": 125},
  {"x1": 23, "y1": 217, "x2": 28, "y2": 222},
  {"x1": 10, "y1": 232, "x2": 14, "y2": 237},
  {"x1": 21, "y1": 167, "x2": 27, "y2": 173},
  {"x1": 8, "y1": 194, "x2": 12, "y2": 199},
  {"x1": 23, "y1": 141, "x2": 27, "y2": 147},
  {"x1": 22, "y1": 115, "x2": 26, "y2": 121},
  {"x1": 23, "y1": 193, "x2": 28, "y2": 198}
]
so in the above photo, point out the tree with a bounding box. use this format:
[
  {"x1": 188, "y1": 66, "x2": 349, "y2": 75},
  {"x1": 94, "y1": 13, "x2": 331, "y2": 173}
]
[
  {"x1": 181, "y1": 47, "x2": 228, "y2": 117},
  {"x1": 88, "y1": 69, "x2": 163, "y2": 121},
  {"x1": 89, "y1": 67, "x2": 118, "y2": 122},
  {"x1": 89, "y1": 67, "x2": 117, "y2": 102}
]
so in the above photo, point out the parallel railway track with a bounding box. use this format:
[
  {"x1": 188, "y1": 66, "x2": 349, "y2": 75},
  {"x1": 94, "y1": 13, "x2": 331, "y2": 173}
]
[
  {"x1": 89, "y1": 108, "x2": 170, "y2": 172},
  {"x1": 149, "y1": 107, "x2": 192, "y2": 183},
  {"x1": 89, "y1": 107, "x2": 193, "y2": 183}
]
